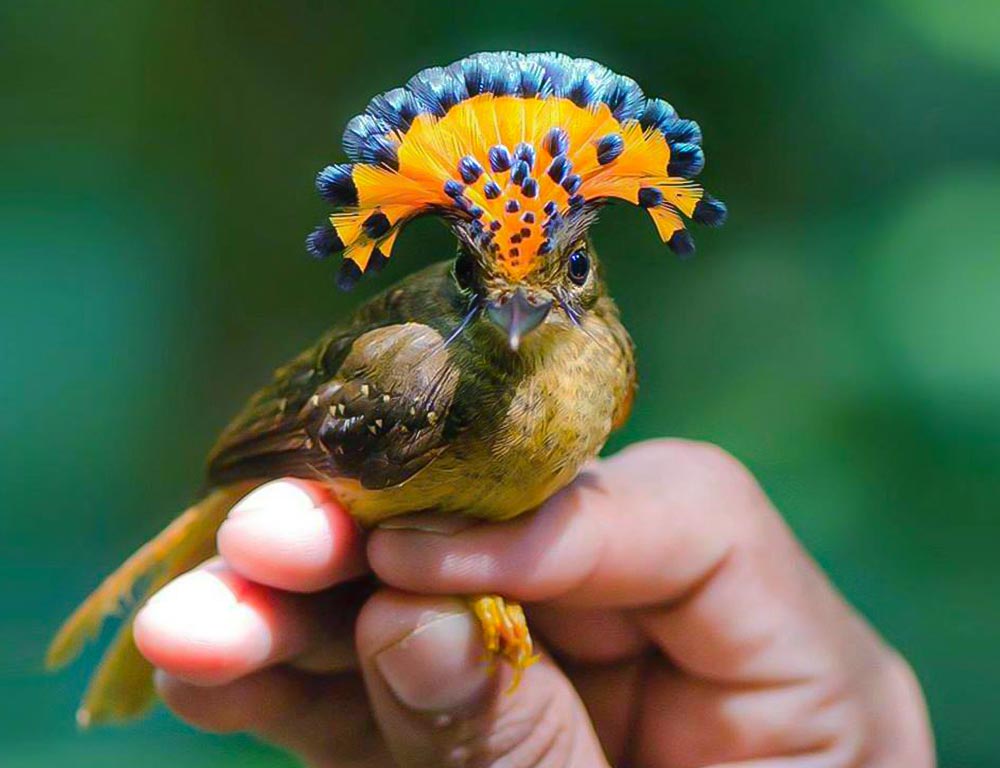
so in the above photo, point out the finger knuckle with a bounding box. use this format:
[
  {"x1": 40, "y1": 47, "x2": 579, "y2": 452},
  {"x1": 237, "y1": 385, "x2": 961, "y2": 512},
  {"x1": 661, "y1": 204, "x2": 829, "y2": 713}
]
[
  {"x1": 638, "y1": 440, "x2": 764, "y2": 528},
  {"x1": 634, "y1": 438, "x2": 757, "y2": 493},
  {"x1": 681, "y1": 440, "x2": 757, "y2": 491},
  {"x1": 859, "y1": 651, "x2": 934, "y2": 767},
  {"x1": 790, "y1": 648, "x2": 931, "y2": 768}
]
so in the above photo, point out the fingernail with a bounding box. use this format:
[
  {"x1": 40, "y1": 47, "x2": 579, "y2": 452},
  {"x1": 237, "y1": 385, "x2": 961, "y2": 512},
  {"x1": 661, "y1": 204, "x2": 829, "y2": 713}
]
[
  {"x1": 219, "y1": 504, "x2": 334, "y2": 566},
  {"x1": 135, "y1": 569, "x2": 273, "y2": 674},
  {"x1": 229, "y1": 480, "x2": 316, "y2": 519},
  {"x1": 378, "y1": 512, "x2": 478, "y2": 535},
  {"x1": 375, "y1": 611, "x2": 491, "y2": 712}
]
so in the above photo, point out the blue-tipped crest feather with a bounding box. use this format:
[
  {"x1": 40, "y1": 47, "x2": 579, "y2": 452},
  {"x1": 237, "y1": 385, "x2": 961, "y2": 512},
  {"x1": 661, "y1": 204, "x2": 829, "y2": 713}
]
[
  {"x1": 662, "y1": 118, "x2": 703, "y2": 145},
  {"x1": 693, "y1": 196, "x2": 728, "y2": 226},
  {"x1": 667, "y1": 229, "x2": 696, "y2": 256},
  {"x1": 365, "y1": 87, "x2": 424, "y2": 131},
  {"x1": 668, "y1": 142, "x2": 705, "y2": 178},
  {"x1": 404, "y1": 65, "x2": 468, "y2": 116},
  {"x1": 315, "y1": 164, "x2": 358, "y2": 207},
  {"x1": 342, "y1": 114, "x2": 389, "y2": 161},
  {"x1": 355, "y1": 53, "x2": 702, "y2": 155},
  {"x1": 640, "y1": 98, "x2": 678, "y2": 132},
  {"x1": 515, "y1": 56, "x2": 548, "y2": 97},
  {"x1": 306, "y1": 223, "x2": 345, "y2": 259},
  {"x1": 336, "y1": 258, "x2": 363, "y2": 290}
]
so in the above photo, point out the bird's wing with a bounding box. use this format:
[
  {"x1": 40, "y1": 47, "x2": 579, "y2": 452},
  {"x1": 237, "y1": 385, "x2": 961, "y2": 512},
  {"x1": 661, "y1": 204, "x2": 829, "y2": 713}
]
[{"x1": 206, "y1": 318, "x2": 461, "y2": 491}]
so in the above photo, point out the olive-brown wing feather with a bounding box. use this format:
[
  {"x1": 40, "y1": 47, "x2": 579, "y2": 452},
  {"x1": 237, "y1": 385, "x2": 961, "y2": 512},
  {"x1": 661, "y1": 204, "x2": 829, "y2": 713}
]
[{"x1": 207, "y1": 322, "x2": 459, "y2": 491}]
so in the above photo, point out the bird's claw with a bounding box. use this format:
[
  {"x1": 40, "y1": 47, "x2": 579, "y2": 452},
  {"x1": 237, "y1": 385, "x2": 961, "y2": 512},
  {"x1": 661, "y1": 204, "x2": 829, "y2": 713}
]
[{"x1": 468, "y1": 594, "x2": 539, "y2": 692}]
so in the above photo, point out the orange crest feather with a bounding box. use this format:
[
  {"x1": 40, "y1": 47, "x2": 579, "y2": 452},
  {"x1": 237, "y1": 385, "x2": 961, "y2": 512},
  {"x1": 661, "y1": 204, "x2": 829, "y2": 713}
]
[{"x1": 307, "y1": 52, "x2": 726, "y2": 289}]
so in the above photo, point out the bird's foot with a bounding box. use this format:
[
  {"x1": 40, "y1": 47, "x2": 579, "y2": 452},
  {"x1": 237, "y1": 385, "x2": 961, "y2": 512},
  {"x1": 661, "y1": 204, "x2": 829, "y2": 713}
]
[{"x1": 468, "y1": 594, "x2": 539, "y2": 691}]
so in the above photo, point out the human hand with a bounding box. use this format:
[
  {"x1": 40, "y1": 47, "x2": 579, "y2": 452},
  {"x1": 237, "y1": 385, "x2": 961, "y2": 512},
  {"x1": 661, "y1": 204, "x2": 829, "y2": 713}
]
[{"x1": 134, "y1": 439, "x2": 935, "y2": 766}]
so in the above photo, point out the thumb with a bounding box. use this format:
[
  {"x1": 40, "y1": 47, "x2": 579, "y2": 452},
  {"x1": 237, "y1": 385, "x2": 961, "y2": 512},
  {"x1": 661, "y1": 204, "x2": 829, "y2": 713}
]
[{"x1": 357, "y1": 589, "x2": 609, "y2": 767}]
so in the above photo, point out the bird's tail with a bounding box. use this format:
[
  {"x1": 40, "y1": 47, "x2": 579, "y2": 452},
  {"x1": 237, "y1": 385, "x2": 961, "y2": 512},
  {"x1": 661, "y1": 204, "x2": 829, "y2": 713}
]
[{"x1": 45, "y1": 483, "x2": 254, "y2": 727}]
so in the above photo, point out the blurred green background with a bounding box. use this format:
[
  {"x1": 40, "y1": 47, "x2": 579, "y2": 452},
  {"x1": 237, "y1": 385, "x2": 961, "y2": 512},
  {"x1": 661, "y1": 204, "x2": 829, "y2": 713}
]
[{"x1": 2, "y1": 1, "x2": 997, "y2": 765}]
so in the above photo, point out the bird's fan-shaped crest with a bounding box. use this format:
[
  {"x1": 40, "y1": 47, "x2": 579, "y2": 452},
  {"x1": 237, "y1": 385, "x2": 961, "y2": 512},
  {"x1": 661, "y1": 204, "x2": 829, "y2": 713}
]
[{"x1": 307, "y1": 51, "x2": 727, "y2": 289}]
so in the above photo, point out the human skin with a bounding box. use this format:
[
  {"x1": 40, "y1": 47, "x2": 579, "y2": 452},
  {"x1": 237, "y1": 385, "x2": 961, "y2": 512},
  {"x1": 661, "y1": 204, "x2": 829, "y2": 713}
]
[{"x1": 133, "y1": 439, "x2": 935, "y2": 767}]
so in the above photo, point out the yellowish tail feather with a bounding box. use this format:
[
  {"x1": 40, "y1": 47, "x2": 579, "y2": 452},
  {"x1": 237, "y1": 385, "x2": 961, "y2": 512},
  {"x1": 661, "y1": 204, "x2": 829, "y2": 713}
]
[
  {"x1": 74, "y1": 600, "x2": 158, "y2": 728},
  {"x1": 47, "y1": 483, "x2": 254, "y2": 727}
]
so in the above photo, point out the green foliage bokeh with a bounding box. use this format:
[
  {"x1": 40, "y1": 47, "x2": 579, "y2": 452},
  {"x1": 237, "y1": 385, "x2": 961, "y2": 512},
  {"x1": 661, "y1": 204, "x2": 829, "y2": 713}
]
[{"x1": 1, "y1": 2, "x2": 997, "y2": 765}]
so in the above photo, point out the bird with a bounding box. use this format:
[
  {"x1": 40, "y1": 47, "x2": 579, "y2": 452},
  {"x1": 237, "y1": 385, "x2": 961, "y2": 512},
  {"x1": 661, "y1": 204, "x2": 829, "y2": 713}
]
[{"x1": 46, "y1": 51, "x2": 727, "y2": 727}]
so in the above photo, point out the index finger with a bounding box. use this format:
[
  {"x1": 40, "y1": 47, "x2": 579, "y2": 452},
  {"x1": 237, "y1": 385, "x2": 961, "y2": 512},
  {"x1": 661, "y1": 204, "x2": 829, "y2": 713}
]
[
  {"x1": 368, "y1": 439, "x2": 881, "y2": 683},
  {"x1": 368, "y1": 439, "x2": 739, "y2": 608}
]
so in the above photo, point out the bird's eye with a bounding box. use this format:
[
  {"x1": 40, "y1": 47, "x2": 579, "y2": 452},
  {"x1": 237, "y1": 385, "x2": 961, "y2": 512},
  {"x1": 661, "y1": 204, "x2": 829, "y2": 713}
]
[
  {"x1": 454, "y1": 249, "x2": 475, "y2": 290},
  {"x1": 567, "y1": 249, "x2": 590, "y2": 285}
]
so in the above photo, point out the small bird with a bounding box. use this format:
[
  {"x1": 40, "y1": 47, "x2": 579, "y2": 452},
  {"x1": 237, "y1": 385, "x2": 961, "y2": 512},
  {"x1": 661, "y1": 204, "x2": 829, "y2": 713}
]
[{"x1": 47, "y1": 51, "x2": 726, "y2": 726}]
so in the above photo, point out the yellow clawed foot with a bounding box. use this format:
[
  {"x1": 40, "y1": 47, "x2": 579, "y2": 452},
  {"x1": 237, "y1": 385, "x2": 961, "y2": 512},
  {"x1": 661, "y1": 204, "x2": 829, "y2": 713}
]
[{"x1": 468, "y1": 594, "x2": 539, "y2": 691}]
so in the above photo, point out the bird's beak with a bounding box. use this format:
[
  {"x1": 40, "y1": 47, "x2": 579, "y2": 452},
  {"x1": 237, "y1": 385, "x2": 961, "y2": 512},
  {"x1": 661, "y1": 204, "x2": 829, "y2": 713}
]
[{"x1": 485, "y1": 287, "x2": 553, "y2": 351}]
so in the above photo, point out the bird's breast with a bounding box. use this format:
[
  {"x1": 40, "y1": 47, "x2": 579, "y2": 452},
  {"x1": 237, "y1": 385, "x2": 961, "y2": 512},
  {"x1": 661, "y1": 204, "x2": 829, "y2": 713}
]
[
  {"x1": 339, "y1": 311, "x2": 633, "y2": 525},
  {"x1": 476, "y1": 342, "x2": 624, "y2": 515}
]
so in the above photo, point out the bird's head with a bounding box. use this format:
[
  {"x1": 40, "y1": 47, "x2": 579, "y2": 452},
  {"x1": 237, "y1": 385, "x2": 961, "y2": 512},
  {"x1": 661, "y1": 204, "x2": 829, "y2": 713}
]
[
  {"x1": 307, "y1": 52, "x2": 727, "y2": 350},
  {"x1": 451, "y1": 230, "x2": 602, "y2": 352}
]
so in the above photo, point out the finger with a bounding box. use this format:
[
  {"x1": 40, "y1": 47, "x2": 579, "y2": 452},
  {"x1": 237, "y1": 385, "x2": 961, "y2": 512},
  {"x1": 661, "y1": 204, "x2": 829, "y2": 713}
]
[
  {"x1": 356, "y1": 589, "x2": 610, "y2": 768},
  {"x1": 134, "y1": 558, "x2": 357, "y2": 685},
  {"x1": 370, "y1": 439, "x2": 886, "y2": 684},
  {"x1": 633, "y1": 653, "x2": 933, "y2": 768},
  {"x1": 633, "y1": 663, "x2": 867, "y2": 768},
  {"x1": 567, "y1": 659, "x2": 647, "y2": 767},
  {"x1": 157, "y1": 668, "x2": 390, "y2": 766},
  {"x1": 217, "y1": 479, "x2": 367, "y2": 593},
  {"x1": 368, "y1": 439, "x2": 735, "y2": 608},
  {"x1": 526, "y1": 604, "x2": 650, "y2": 665}
]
